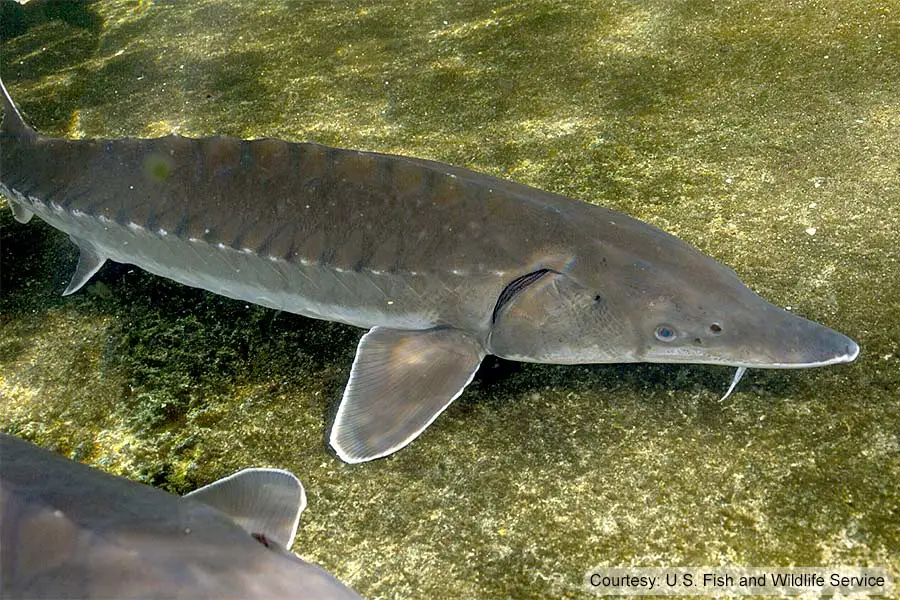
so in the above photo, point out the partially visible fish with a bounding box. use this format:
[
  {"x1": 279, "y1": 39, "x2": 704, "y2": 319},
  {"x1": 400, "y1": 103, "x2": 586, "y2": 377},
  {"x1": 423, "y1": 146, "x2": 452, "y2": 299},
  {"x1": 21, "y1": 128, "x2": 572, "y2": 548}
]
[
  {"x1": 0, "y1": 76, "x2": 858, "y2": 464},
  {"x1": 0, "y1": 433, "x2": 361, "y2": 599}
]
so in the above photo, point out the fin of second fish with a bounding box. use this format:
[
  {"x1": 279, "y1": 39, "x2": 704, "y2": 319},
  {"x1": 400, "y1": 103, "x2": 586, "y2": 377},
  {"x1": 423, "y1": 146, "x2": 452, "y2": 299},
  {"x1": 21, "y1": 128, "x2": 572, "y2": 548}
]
[
  {"x1": 330, "y1": 326, "x2": 485, "y2": 464},
  {"x1": 8, "y1": 201, "x2": 33, "y2": 224},
  {"x1": 184, "y1": 468, "x2": 305, "y2": 549},
  {"x1": 63, "y1": 237, "x2": 107, "y2": 296}
]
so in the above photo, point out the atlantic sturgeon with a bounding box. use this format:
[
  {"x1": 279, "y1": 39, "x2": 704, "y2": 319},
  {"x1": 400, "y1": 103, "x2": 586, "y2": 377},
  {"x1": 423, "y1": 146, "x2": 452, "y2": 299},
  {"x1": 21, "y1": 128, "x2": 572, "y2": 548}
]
[
  {"x1": 0, "y1": 433, "x2": 361, "y2": 599},
  {"x1": 0, "y1": 78, "x2": 859, "y2": 463}
]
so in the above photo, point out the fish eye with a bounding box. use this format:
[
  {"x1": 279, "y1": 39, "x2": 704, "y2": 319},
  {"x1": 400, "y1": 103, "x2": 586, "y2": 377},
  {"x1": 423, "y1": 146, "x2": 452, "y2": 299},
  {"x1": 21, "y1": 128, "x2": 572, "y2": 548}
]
[
  {"x1": 654, "y1": 324, "x2": 677, "y2": 342},
  {"x1": 710, "y1": 323, "x2": 723, "y2": 334}
]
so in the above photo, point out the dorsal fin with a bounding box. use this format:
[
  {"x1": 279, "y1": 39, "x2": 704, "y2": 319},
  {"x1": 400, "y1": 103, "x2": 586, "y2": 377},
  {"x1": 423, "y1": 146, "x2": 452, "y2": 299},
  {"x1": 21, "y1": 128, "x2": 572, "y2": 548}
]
[
  {"x1": 0, "y1": 76, "x2": 37, "y2": 139},
  {"x1": 183, "y1": 468, "x2": 305, "y2": 550}
]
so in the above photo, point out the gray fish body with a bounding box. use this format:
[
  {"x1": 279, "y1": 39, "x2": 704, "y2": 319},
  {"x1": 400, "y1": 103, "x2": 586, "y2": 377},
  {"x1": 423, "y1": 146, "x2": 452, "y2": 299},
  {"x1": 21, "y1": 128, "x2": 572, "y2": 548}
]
[
  {"x1": 1, "y1": 132, "x2": 546, "y2": 334},
  {"x1": 0, "y1": 433, "x2": 361, "y2": 599},
  {"x1": 0, "y1": 79, "x2": 859, "y2": 463}
]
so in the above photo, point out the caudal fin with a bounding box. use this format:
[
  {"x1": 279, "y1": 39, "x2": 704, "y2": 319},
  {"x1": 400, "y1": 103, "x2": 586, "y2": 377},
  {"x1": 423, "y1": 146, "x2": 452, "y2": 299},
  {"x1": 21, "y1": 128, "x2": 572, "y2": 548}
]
[{"x1": 0, "y1": 75, "x2": 36, "y2": 138}]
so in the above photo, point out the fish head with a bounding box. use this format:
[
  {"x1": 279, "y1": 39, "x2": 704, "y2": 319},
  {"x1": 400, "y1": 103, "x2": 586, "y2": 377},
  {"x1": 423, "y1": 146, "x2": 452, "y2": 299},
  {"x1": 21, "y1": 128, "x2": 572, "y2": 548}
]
[
  {"x1": 606, "y1": 260, "x2": 860, "y2": 369},
  {"x1": 488, "y1": 228, "x2": 859, "y2": 369}
]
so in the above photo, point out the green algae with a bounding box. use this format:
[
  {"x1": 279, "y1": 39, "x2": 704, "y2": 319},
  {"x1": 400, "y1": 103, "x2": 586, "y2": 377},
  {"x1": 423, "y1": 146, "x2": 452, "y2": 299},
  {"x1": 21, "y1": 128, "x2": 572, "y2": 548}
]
[{"x1": 1, "y1": 1, "x2": 897, "y2": 598}]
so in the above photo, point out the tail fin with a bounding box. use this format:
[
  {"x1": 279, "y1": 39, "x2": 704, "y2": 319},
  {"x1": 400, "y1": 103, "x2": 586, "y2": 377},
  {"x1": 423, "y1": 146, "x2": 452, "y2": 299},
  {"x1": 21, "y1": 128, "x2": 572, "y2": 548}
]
[{"x1": 0, "y1": 75, "x2": 36, "y2": 138}]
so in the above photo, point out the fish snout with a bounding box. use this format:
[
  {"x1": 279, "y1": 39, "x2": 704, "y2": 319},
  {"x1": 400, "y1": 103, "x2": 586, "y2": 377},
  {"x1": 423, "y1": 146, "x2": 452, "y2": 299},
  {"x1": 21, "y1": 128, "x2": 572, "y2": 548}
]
[
  {"x1": 763, "y1": 309, "x2": 860, "y2": 368},
  {"x1": 838, "y1": 335, "x2": 860, "y2": 363}
]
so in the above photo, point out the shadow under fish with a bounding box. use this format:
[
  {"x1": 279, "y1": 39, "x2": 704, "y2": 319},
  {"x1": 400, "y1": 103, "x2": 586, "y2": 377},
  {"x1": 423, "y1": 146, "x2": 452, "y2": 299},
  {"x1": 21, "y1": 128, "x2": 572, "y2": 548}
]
[{"x1": 0, "y1": 77, "x2": 859, "y2": 463}]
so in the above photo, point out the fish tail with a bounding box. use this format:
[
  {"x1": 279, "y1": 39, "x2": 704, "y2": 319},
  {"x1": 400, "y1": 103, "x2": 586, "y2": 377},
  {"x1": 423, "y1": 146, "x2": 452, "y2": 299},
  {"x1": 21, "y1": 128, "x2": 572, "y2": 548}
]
[{"x1": 0, "y1": 75, "x2": 36, "y2": 138}]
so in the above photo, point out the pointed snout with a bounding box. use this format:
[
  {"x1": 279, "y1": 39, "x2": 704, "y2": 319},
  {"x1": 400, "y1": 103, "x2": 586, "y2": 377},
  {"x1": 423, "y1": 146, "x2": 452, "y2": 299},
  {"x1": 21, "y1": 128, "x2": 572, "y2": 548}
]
[{"x1": 748, "y1": 304, "x2": 859, "y2": 368}]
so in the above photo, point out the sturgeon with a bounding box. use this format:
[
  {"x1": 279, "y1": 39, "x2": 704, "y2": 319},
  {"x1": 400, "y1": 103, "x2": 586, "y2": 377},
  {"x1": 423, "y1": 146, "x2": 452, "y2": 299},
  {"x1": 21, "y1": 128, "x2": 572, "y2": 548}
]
[
  {"x1": 0, "y1": 432, "x2": 361, "y2": 599},
  {"x1": 0, "y1": 78, "x2": 859, "y2": 463}
]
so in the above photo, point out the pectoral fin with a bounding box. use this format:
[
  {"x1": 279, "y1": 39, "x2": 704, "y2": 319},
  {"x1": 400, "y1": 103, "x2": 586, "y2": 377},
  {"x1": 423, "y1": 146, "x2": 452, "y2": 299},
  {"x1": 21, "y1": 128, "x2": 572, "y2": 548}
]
[
  {"x1": 63, "y1": 237, "x2": 107, "y2": 296},
  {"x1": 330, "y1": 327, "x2": 486, "y2": 464},
  {"x1": 184, "y1": 468, "x2": 305, "y2": 549}
]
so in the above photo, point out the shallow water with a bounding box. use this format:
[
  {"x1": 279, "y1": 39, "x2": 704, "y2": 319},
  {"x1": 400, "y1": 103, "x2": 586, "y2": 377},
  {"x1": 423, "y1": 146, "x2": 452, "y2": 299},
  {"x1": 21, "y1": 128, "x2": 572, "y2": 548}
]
[{"x1": 1, "y1": 1, "x2": 897, "y2": 597}]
